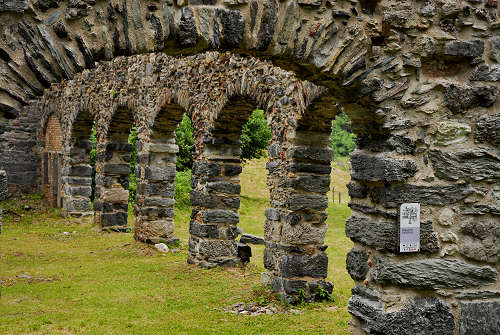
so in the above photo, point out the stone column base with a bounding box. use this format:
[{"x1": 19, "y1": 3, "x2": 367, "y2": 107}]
[
  {"x1": 263, "y1": 242, "x2": 333, "y2": 304},
  {"x1": 262, "y1": 271, "x2": 333, "y2": 304},
  {"x1": 62, "y1": 210, "x2": 94, "y2": 218},
  {"x1": 188, "y1": 237, "x2": 248, "y2": 268}
]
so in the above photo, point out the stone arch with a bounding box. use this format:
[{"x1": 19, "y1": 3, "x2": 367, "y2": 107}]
[
  {"x1": 0, "y1": 1, "x2": 497, "y2": 324},
  {"x1": 186, "y1": 76, "x2": 338, "y2": 303},
  {"x1": 0, "y1": 0, "x2": 369, "y2": 110},
  {"x1": 188, "y1": 96, "x2": 258, "y2": 268}
]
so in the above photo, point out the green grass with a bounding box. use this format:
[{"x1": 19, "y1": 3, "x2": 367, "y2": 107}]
[{"x1": 0, "y1": 158, "x2": 353, "y2": 335}]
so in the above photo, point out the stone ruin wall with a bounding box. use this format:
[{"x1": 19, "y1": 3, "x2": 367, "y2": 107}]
[
  {"x1": 41, "y1": 113, "x2": 63, "y2": 206},
  {"x1": 37, "y1": 51, "x2": 336, "y2": 304},
  {"x1": 0, "y1": 0, "x2": 499, "y2": 333},
  {"x1": 0, "y1": 169, "x2": 7, "y2": 201}
]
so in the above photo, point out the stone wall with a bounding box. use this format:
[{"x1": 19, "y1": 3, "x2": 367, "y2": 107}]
[
  {"x1": 37, "y1": 52, "x2": 333, "y2": 302},
  {"x1": 41, "y1": 113, "x2": 63, "y2": 207},
  {"x1": 0, "y1": 0, "x2": 498, "y2": 333},
  {"x1": 60, "y1": 108, "x2": 93, "y2": 217},
  {"x1": 0, "y1": 170, "x2": 7, "y2": 201},
  {"x1": 0, "y1": 103, "x2": 41, "y2": 196}
]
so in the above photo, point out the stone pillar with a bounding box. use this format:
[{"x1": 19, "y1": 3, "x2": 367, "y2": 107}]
[
  {"x1": 263, "y1": 128, "x2": 334, "y2": 304},
  {"x1": 61, "y1": 140, "x2": 93, "y2": 217},
  {"x1": 134, "y1": 136, "x2": 178, "y2": 244},
  {"x1": 94, "y1": 140, "x2": 132, "y2": 232},
  {"x1": 134, "y1": 102, "x2": 185, "y2": 244},
  {"x1": 188, "y1": 136, "x2": 243, "y2": 267},
  {"x1": 0, "y1": 170, "x2": 7, "y2": 201},
  {"x1": 188, "y1": 99, "x2": 255, "y2": 268},
  {"x1": 343, "y1": 81, "x2": 499, "y2": 333}
]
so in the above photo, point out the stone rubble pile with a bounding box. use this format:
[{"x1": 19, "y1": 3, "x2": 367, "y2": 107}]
[{"x1": 221, "y1": 302, "x2": 302, "y2": 316}]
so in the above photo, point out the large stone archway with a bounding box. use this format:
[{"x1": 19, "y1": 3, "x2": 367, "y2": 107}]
[
  {"x1": 36, "y1": 51, "x2": 337, "y2": 303},
  {"x1": 0, "y1": 0, "x2": 499, "y2": 333}
]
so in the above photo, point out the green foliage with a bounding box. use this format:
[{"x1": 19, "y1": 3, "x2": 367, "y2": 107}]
[
  {"x1": 174, "y1": 110, "x2": 271, "y2": 171},
  {"x1": 296, "y1": 288, "x2": 307, "y2": 305},
  {"x1": 316, "y1": 287, "x2": 335, "y2": 302},
  {"x1": 174, "y1": 169, "x2": 191, "y2": 210},
  {"x1": 240, "y1": 109, "x2": 271, "y2": 162},
  {"x1": 329, "y1": 112, "x2": 356, "y2": 158},
  {"x1": 251, "y1": 285, "x2": 281, "y2": 307},
  {"x1": 175, "y1": 115, "x2": 194, "y2": 171}
]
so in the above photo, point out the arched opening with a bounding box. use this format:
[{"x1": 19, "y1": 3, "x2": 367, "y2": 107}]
[
  {"x1": 93, "y1": 107, "x2": 135, "y2": 232},
  {"x1": 237, "y1": 107, "x2": 272, "y2": 246},
  {"x1": 41, "y1": 113, "x2": 63, "y2": 207},
  {"x1": 61, "y1": 109, "x2": 94, "y2": 217}
]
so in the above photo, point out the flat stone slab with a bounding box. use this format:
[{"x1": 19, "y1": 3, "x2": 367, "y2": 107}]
[
  {"x1": 348, "y1": 286, "x2": 455, "y2": 335},
  {"x1": 240, "y1": 233, "x2": 265, "y2": 245},
  {"x1": 346, "y1": 214, "x2": 439, "y2": 253},
  {"x1": 373, "y1": 258, "x2": 497, "y2": 289},
  {"x1": 429, "y1": 147, "x2": 500, "y2": 181}
]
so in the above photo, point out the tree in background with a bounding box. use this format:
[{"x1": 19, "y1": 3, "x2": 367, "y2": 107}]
[
  {"x1": 329, "y1": 112, "x2": 356, "y2": 158},
  {"x1": 174, "y1": 110, "x2": 271, "y2": 171},
  {"x1": 175, "y1": 115, "x2": 194, "y2": 171},
  {"x1": 240, "y1": 109, "x2": 271, "y2": 162}
]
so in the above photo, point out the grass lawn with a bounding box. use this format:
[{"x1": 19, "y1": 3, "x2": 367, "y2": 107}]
[{"x1": 0, "y1": 158, "x2": 353, "y2": 335}]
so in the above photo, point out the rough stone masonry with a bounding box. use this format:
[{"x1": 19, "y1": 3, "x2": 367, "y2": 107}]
[
  {"x1": 0, "y1": 0, "x2": 499, "y2": 333},
  {"x1": 36, "y1": 51, "x2": 334, "y2": 303},
  {"x1": 0, "y1": 170, "x2": 7, "y2": 201}
]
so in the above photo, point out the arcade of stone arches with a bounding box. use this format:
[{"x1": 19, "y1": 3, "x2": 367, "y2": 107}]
[{"x1": 0, "y1": 0, "x2": 498, "y2": 332}]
